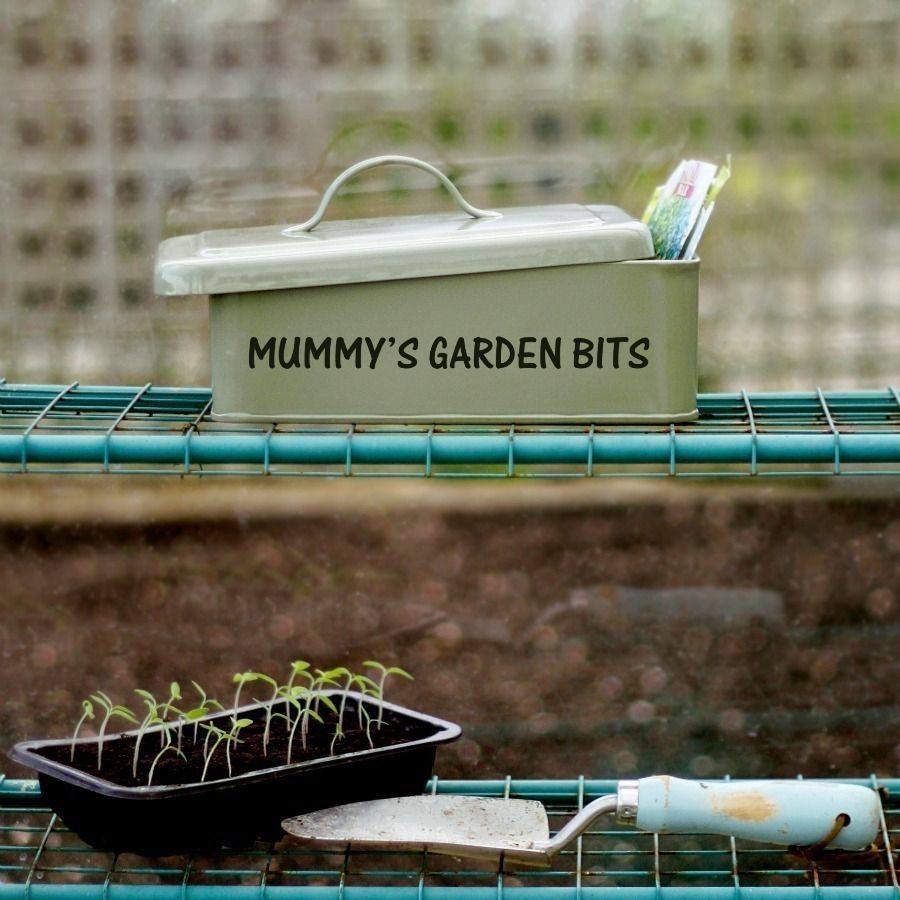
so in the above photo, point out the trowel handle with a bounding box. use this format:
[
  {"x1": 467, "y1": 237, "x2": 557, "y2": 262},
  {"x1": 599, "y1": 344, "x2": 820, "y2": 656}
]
[{"x1": 617, "y1": 777, "x2": 881, "y2": 851}]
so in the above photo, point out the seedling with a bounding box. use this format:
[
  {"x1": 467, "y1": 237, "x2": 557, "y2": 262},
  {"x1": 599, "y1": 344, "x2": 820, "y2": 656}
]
[
  {"x1": 357, "y1": 698, "x2": 375, "y2": 748},
  {"x1": 352, "y1": 674, "x2": 379, "y2": 731},
  {"x1": 70, "y1": 699, "x2": 94, "y2": 761},
  {"x1": 132, "y1": 690, "x2": 164, "y2": 778},
  {"x1": 364, "y1": 661, "x2": 414, "y2": 730},
  {"x1": 226, "y1": 716, "x2": 252, "y2": 776},
  {"x1": 89, "y1": 692, "x2": 138, "y2": 771},
  {"x1": 183, "y1": 705, "x2": 210, "y2": 739},
  {"x1": 189, "y1": 680, "x2": 224, "y2": 741},
  {"x1": 278, "y1": 688, "x2": 320, "y2": 764},
  {"x1": 199, "y1": 723, "x2": 233, "y2": 783},
  {"x1": 311, "y1": 668, "x2": 343, "y2": 717},
  {"x1": 198, "y1": 716, "x2": 256, "y2": 781},
  {"x1": 247, "y1": 673, "x2": 279, "y2": 755},
  {"x1": 157, "y1": 682, "x2": 183, "y2": 749},
  {"x1": 64, "y1": 658, "x2": 416, "y2": 786},
  {"x1": 322, "y1": 668, "x2": 379, "y2": 754},
  {"x1": 203, "y1": 718, "x2": 216, "y2": 757},
  {"x1": 147, "y1": 740, "x2": 185, "y2": 786},
  {"x1": 281, "y1": 661, "x2": 313, "y2": 731},
  {"x1": 276, "y1": 687, "x2": 337, "y2": 763},
  {"x1": 231, "y1": 672, "x2": 261, "y2": 715},
  {"x1": 287, "y1": 660, "x2": 312, "y2": 689}
]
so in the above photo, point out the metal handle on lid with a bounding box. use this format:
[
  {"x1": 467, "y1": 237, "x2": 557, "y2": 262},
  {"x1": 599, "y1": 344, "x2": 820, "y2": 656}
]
[{"x1": 283, "y1": 155, "x2": 500, "y2": 235}]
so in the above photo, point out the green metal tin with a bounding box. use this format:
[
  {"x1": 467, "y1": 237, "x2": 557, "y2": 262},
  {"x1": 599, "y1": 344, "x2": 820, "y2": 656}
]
[
  {"x1": 156, "y1": 156, "x2": 699, "y2": 424},
  {"x1": 205, "y1": 259, "x2": 698, "y2": 423}
]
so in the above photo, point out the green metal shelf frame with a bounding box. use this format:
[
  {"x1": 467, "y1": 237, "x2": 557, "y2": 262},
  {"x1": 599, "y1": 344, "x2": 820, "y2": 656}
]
[
  {"x1": 1, "y1": 383, "x2": 900, "y2": 478},
  {"x1": 0, "y1": 776, "x2": 896, "y2": 900}
]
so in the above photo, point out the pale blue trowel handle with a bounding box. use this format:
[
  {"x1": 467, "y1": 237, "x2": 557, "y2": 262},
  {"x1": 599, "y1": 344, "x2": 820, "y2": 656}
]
[{"x1": 623, "y1": 776, "x2": 880, "y2": 850}]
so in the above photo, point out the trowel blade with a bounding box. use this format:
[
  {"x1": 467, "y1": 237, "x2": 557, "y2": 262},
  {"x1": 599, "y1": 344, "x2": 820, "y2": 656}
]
[{"x1": 282, "y1": 794, "x2": 553, "y2": 865}]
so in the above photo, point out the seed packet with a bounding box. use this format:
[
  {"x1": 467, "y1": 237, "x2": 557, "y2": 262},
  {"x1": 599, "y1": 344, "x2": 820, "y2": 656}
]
[
  {"x1": 643, "y1": 157, "x2": 729, "y2": 260},
  {"x1": 680, "y1": 155, "x2": 731, "y2": 260}
]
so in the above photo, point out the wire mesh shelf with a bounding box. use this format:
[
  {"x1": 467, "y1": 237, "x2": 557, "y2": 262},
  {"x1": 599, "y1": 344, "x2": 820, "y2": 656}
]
[
  {"x1": 0, "y1": 776, "x2": 896, "y2": 899},
  {"x1": 0, "y1": 381, "x2": 900, "y2": 478},
  {"x1": 1, "y1": 383, "x2": 900, "y2": 478}
]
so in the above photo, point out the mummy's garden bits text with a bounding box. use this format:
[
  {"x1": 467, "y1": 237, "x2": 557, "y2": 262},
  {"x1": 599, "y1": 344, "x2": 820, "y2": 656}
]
[{"x1": 249, "y1": 335, "x2": 651, "y2": 371}]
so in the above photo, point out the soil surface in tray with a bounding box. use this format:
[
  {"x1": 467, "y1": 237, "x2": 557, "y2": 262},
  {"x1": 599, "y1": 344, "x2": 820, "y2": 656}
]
[{"x1": 37, "y1": 700, "x2": 436, "y2": 787}]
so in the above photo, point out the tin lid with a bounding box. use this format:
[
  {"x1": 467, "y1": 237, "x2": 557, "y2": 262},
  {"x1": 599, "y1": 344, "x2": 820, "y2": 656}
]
[{"x1": 155, "y1": 156, "x2": 654, "y2": 296}]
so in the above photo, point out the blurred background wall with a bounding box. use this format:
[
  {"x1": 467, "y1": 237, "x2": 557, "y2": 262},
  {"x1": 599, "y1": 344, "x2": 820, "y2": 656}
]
[{"x1": 2, "y1": 0, "x2": 899, "y2": 391}]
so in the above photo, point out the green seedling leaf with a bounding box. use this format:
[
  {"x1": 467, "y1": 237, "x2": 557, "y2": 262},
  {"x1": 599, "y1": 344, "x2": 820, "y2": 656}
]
[
  {"x1": 184, "y1": 707, "x2": 208, "y2": 721},
  {"x1": 191, "y1": 681, "x2": 219, "y2": 708},
  {"x1": 201, "y1": 722, "x2": 227, "y2": 739},
  {"x1": 190, "y1": 682, "x2": 223, "y2": 741},
  {"x1": 282, "y1": 662, "x2": 315, "y2": 732},
  {"x1": 191, "y1": 683, "x2": 223, "y2": 709},
  {"x1": 112, "y1": 706, "x2": 139, "y2": 725},
  {"x1": 364, "y1": 660, "x2": 415, "y2": 731},
  {"x1": 316, "y1": 694, "x2": 338, "y2": 716},
  {"x1": 279, "y1": 683, "x2": 313, "y2": 742},
  {"x1": 314, "y1": 667, "x2": 348, "y2": 690},
  {"x1": 282, "y1": 685, "x2": 308, "y2": 700},
  {"x1": 322, "y1": 666, "x2": 351, "y2": 681},
  {"x1": 231, "y1": 672, "x2": 263, "y2": 720},
  {"x1": 386, "y1": 667, "x2": 414, "y2": 680},
  {"x1": 279, "y1": 691, "x2": 303, "y2": 713}
]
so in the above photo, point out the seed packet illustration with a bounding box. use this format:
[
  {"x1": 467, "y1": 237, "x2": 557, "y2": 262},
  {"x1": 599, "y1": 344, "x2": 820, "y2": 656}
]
[
  {"x1": 641, "y1": 185, "x2": 664, "y2": 224},
  {"x1": 645, "y1": 159, "x2": 717, "y2": 260},
  {"x1": 680, "y1": 203, "x2": 714, "y2": 261},
  {"x1": 681, "y1": 155, "x2": 731, "y2": 260}
]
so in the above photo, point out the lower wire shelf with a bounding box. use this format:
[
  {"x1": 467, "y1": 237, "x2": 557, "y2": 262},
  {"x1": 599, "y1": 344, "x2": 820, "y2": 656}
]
[
  {"x1": 1, "y1": 383, "x2": 900, "y2": 478},
  {"x1": 0, "y1": 776, "x2": 896, "y2": 899}
]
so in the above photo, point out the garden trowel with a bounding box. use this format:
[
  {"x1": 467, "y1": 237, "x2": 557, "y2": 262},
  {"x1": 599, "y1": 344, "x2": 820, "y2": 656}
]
[{"x1": 283, "y1": 776, "x2": 881, "y2": 867}]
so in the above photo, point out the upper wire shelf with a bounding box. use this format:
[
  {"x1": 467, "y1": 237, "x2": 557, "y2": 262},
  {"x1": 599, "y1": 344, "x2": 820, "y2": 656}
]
[{"x1": 1, "y1": 383, "x2": 899, "y2": 478}]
